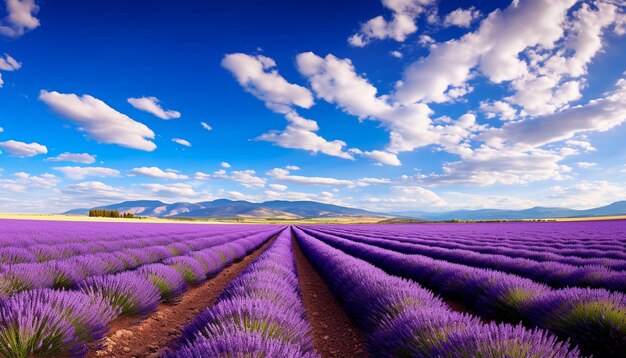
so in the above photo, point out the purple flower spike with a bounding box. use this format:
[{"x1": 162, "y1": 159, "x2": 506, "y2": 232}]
[{"x1": 79, "y1": 272, "x2": 160, "y2": 315}]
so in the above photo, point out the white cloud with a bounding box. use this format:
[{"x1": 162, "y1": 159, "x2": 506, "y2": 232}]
[
  {"x1": 390, "y1": 50, "x2": 403, "y2": 58},
  {"x1": 362, "y1": 185, "x2": 447, "y2": 211},
  {"x1": 296, "y1": 52, "x2": 480, "y2": 156},
  {"x1": 140, "y1": 183, "x2": 197, "y2": 197},
  {"x1": 418, "y1": 34, "x2": 435, "y2": 46},
  {"x1": 0, "y1": 127, "x2": 3, "y2": 132},
  {"x1": 194, "y1": 168, "x2": 266, "y2": 189},
  {"x1": 63, "y1": 181, "x2": 128, "y2": 201},
  {"x1": 268, "y1": 183, "x2": 288, "y2": 191},
  {"x1": 443, "y1": 7, "x2": 481, "y2": 28},
  {"x1": 220, "y1": 161, "x2": 231, "y2": 168},
  {"x1": 542, "y1": 181, "x2": 626, "y2": 209},
  {"x1": 348, "y1": 0, "x2": 434, "y2": 47},
  {"x1": 576, "y1": 161, "x2": 597, "y2": 168},
  {"x1": 223, "y1": 53, "x2": 352, "y2": 160},
  {"x1": 410, "y1": 146, "x2": 573, "y2": 186},
  {"x1": 0, "y1": 54, "x2": 21, "y2": 83},
  {"x1": 267, "y1": 167, "x2": 391, "y2": 187},
  {"x1": 0, "y1": 172, "x2": 58, "y2": 192},
  {"x1": 128, "y1": 97, "x2": 180, "y2": 120},
  {"x1": 479, "y1": 100, "x2": 517, "y2": 120},
  {"x1": 201, "y1": 122, "x2": 212, "y2": 131},
  {"x1": 359, "y1": 149, "x2": 401, "y2": 166},
  {"x1": 285, "y1": 165, "x2": 300, "y2": 171},
  {"x1": 45, "y1": 152, "x2": 96, "y2": 164},
  {"x1": 0, "y1": 0, "x2": 40, "y2": 37},
  {"x1": 230, "y1": 170, "x2": 266, "y2": 188},
  {"x1": 442, "y1": 192, "x2": 536, "y2": 210},
  {"x1": 54, "y1": 166, "x2": 120, "y2": 180},
  {"x1": 267, "y1": 168, "x2": 355, "y2": 186},
  {"x1": 128, "y1": 167, "x2": 188, "y2": 180},
  {"x1": 127, "y1": 96, "x2": 181, "y2": 120},
  {"x1": 257, "y1": 122, "x2": 353, "y2": 159},
  {"x1": 566, "y1": 138, "x2": 596, "y2": 152},
  {"x1": 172, "y1": 138, "x2": 191, "y2": 147},
  {"x1": 39, "y1": 91, "x2": 156, "y2": 151},
  {"x1": 222, "y1": 53, "x2": 313, "y2": 113},
  {"x1": 0, "y1": 140, "x2": 47, "y2": 157},
  {"x1": 482, "y1": 78, "x2": 626, "y2": 149},
  {"x1": 395, "y1": 0, "x2": 578, "y2": 104}
]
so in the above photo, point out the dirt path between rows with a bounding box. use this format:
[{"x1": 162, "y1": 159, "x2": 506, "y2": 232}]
[
  {"x1": 292, "y1": 235, "x2": 367, "y2": 358},
  {"x1": 87, "y1": 237, "x2": 275, "y2": 358}
]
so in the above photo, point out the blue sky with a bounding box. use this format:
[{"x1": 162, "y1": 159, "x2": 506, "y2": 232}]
[{"x1": 0, "y1": 0, "x2": 625, "y2": 213}]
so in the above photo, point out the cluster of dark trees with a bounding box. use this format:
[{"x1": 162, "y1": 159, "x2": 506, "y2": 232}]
[{"x1": 88, "y1": 209, "x2": 135, "y2": 218}]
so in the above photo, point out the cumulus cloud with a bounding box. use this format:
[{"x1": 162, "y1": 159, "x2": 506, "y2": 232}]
[
  {"x1": 296, "y1": 52, "x2": 480, "y2": 156},
  {"x1": 267, "y1": 167, "x2": 391, "y2": 187},
  {"x1": 0, "y1": 172, "x2": 58, "y2": 192},
  {"x1": 223, "y1": 53, "x2": 352, "y2": 159},
  {"x1": 0, "y1": 53, "x2": 21, "y2": 87},
  {"x1": 443, "y1": 7, "x2": 481, "y2": 28},
  {"x1": 45, "y1": 152, "x2": 96, "y2": 164},
  {"x1": 140, "y1": 183, "x2": 197, "y2": 198},
  {"x1": 0, "y1": 0, "x2": 40, "y2": 37},
  {"x1": 268, "y1": 183, "x2": 288, "y2": 191},
  {"x1": 222, "y1": 53, "x2": 313, "y2": 113},
  {"x1": 127, "y1": 96, "x2": 181, "y2": 120},
  {"x1": 220, "y1": 162, "x2": 231, "y2": 168},
  {"x1": 39, "y1": 91, "x2": 156, "y2": 151},
  {"x1": 128, "y1": 167, "x2": 188, "y2": 180},
  {"x1": 172, "y1": 138, "x2": 191, "y2": 147},
  {"x1": 441, "y1": 192, "x2": 536, "y2": 210},
  {"x1": 350, "y1": 149, "x2": 401, "y2": 166},
  {"x1": 348, "y1": 0, "x2": 434, "y2": 47},
  {"x1": 409, "y1": 147, "x2": 573, "y2": 186},
  {"x1": 63, "y1": 181, "x2": 128, "y2": 201},
  {"x1": 194, "y1": 168, "x2": 266, "y2": 189},
  {"x1": 257, "y1": 122, "x2": 353, "y2": 159},
  {"x1": 390, "y1": 50, "x2": 403, "y2": 58},
  {"x1": 362, "y1": 185, "x2": 447, "y2": 211},
  {"x1": 54, "y1": 166, "x2": 120, "y2": 180},
  {"x1": 0, "y1": 140, "x2": 47, "y2": 157},
  {"x1": 482, "y1": 78, "x2": 626, "y2": 149},
  {"x1": 395, "y1": 0, "x2": 578, "y2": 104},
  {"x1": 542, "y1": 181, "x2": 626, "y2": 209},
  {"x1": 201, "y1": 122, "x2": 212, "y2": 131},
  {"x1": 576, "y1": 161, "x2": 597, "y2": 168},
  {"x1": 479, "y1": 100, "x2": 517, "y2": 120}
]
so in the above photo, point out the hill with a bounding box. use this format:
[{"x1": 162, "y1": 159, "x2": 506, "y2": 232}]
[{"x1": 65, "y1": 199, "x2": 389, "y2": 219}]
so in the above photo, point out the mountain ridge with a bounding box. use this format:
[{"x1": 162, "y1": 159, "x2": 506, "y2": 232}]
[{"x1": 64, "y1": 200, "x2": 626, "y2": 220}]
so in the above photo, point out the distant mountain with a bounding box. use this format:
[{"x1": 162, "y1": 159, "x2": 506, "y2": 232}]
[
  {"x1": 64, "y1": 199, "x2": 389, "y2": 219},
  {"x1": 395, "y1": 201, "x2": 626, "y2": 221},
  {"x1": 65, "y1": 199, "x2": 626, "y2": 221}
]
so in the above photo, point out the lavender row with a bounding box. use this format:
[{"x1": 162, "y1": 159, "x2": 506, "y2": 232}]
[
  {"x1": 314, "y1": 225, "x2": 626, "y2": 268},
  {"x1": 0, "y1": 228, "x2": 278, "y2": 357},
  {"x1": 0, "y1": 219, "x2": 273, "y2": 248},
  {"x1": 300, "y1": 227, "x2": 626, "y2": 357},
  {"x1": 169, "y1": 228, "x2": 319, "y2": 357},
  {"x1": 293, "y1": 227, "x2": 579, "y2": 357},
  {"x1": 320, "y1": 222, "x2": 626, "y2": 255},
  {"x1": 0, "y1": 228, "x2": 282, "y2": 297},
  {"x1": 316, "y1": 224, "x2": 626, "y2": 261},
  {"x1": 0, "y1": 225, "x2": 268, "y2": 265},
  {"x1": 312, "y1": 227, "x2": 626, "y2": 292}
]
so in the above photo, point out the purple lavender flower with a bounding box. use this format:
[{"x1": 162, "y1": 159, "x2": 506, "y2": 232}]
[{"x1": 78, "y1": 272, "x2": 160, "y2": 315}]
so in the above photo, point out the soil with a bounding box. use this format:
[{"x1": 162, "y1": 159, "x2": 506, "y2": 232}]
[
  {"x1": 87, "y1": 238, "x2": 274, "y2": 358},
  {"x1": 292, "y1": 235, "x2": 367, "y2": 358}
]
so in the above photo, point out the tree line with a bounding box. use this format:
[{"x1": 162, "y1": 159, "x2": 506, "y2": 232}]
[{"x1": 89, "y1": 209, "x2": 135, "y2": 218}]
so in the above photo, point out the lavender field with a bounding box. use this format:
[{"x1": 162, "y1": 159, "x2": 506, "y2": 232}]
[{"x1": 0, "y1": 219, "x2": 624, "y2": 357}]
